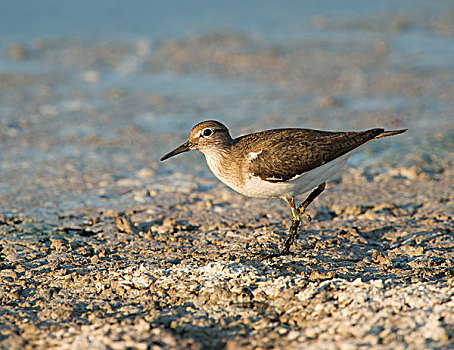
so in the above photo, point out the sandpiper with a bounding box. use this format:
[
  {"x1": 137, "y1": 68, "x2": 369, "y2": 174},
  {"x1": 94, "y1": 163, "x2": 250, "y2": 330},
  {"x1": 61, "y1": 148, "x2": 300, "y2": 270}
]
[{"x1": 161, "y1": 120, "x2": 406, "y2": 258}]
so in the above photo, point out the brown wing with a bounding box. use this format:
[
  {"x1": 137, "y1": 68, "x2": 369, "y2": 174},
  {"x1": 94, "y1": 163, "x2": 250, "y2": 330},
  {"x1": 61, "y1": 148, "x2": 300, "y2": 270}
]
[{"x1": 245, "y1": 128, "x2": 384, "y2": 182}]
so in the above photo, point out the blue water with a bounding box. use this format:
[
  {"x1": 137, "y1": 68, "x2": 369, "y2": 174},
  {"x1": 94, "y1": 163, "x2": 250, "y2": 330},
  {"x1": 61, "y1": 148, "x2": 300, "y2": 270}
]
[{"x1": 0, "y1": 0, "x2": 430, "y2": 41}]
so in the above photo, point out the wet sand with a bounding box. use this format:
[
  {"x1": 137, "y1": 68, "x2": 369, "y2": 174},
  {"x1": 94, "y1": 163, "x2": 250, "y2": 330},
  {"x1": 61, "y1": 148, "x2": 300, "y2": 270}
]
[{"x1": 1, "y1": 4, "x2": 454, "y2": 349}]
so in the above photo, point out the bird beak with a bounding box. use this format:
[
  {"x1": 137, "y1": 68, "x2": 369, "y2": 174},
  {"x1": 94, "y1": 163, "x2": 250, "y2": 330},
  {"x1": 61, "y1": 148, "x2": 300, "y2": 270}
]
[{"x1": 160, "y1": 141, "x2": 195, "y2": 161}]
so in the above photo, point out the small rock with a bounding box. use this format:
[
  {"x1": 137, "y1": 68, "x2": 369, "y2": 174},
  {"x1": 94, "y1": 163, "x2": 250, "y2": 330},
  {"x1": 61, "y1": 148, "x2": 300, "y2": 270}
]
[
  {"x1": 137, "y1": 168, "x2": 155, "y2": 178},
  {"x1": 318, "y1": 96, "x2": 342, "y2": 107},
  {"x1": 374, "y1": 39, "x2": 388, "y2": 55},
  {"x1": 116, "y1": 216, "x2": 135, "y2": 233},
  {"x1": 372, "y1": 251, "x2": 392, "y2": 266},
  {"x1": 84, "y1": 70, "x2": 100, "y2": 83},
  {"x1": 8, "y1": 44, "x2": 28, "y2": 59},
  {"x1": 109, "y1": 87, "x2": 124, "y2": 98}
]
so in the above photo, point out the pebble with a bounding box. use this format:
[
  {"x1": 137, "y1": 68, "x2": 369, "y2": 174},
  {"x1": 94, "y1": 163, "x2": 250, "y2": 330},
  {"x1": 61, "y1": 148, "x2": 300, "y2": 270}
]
[{"x1": 8, "y1": 44, "x2": 28, "y2": 59}]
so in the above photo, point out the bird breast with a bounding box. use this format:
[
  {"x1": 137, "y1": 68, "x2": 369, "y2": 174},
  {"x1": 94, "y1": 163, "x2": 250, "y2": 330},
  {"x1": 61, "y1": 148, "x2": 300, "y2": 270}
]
[{"x1": 203, "y1": 150, "x2": 244, "y2": 191}]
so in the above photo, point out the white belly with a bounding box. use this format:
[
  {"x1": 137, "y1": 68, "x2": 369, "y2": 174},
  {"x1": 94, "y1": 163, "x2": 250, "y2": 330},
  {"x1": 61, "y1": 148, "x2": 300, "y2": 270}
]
[
  {"x1": 234, "y1": 152, "x2": 350, "y2": 199},
  {"x1": 203, "y1": 149, "x2": 351, "y2": 199}
]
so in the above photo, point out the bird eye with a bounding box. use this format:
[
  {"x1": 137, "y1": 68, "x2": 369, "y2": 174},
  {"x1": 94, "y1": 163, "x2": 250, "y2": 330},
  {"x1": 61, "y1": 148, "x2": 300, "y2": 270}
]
[{"x1": 202, "y1": 128, "x2": 213, "y2": 137}]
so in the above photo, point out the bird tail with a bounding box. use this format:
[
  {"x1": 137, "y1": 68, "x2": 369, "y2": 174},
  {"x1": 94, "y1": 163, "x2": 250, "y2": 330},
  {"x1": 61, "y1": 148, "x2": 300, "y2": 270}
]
[{"x1": 374, "y1": 129, "x2": 407, "y2": 140}]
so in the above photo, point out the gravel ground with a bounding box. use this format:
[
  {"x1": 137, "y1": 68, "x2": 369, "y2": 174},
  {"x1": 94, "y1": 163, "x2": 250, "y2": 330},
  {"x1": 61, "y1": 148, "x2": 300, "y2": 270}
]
[{"x1": 2, "y1": 163, "x2": 453, "y2": 349}]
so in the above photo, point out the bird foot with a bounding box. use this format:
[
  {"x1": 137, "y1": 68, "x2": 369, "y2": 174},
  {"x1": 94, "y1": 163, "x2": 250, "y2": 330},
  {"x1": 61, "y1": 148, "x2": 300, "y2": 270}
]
[
  {"x1": 258, "y1": 248, "x2": 294, "y2": 261},
  {"x1": 256, "y1": 221, "x2": 300, "y2": 260},
  {"x1": 301, "y1": 210, "x2": 312, "y2": 222}
]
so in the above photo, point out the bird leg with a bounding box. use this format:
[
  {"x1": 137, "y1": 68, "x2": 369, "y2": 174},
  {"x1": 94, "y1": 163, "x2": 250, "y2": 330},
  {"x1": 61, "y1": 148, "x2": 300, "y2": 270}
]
[
  {"x1": 298, "y1": 182, "x2": 326, "y2": 222},
  {"x1": 280, "y1": 198, "x2": 302, "y2": 255},
  {"x1": 281, "y1": 183, "x2": 325, "y2": 253},
  {"x1": 259, "y1": 197, "x2": 300, "y2": 259},
  {"x1": 260, "y1": 183, "x2": 326, "y2": 260}
]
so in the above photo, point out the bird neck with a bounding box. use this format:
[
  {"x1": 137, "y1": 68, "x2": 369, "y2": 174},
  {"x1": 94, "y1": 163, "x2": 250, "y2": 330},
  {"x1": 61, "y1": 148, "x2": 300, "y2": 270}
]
[{"x1": 203, "y1": 147, "x2": 237, "y2": 184}]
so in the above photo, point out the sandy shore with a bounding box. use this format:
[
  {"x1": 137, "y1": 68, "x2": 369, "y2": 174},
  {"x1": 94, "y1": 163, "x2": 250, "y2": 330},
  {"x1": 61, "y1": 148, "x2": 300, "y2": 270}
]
[{"x1": 2, "y1": 161, "x2": 453, "y2": 349}]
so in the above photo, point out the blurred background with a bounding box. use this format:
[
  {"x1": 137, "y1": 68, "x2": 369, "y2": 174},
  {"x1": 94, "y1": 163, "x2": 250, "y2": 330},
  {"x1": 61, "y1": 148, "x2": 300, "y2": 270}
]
[{"x1": 0, "y1": 0, "x2": 453, "y2": 222}]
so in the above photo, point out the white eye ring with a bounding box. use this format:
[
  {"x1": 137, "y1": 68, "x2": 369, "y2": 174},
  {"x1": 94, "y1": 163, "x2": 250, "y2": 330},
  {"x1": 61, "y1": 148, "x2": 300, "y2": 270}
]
[{"x1": 202, "y1": 128, "x2": 213, "y2": 137}]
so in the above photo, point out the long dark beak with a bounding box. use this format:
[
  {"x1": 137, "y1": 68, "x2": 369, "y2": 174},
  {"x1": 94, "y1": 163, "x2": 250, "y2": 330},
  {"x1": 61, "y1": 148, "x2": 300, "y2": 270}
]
[{"x1": 160, "y1": 141, "x2": 195, "y2": 161}]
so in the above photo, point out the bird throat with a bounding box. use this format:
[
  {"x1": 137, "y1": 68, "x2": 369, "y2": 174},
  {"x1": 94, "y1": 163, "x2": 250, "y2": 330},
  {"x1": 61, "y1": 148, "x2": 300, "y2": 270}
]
[{"x1": 203, "y1": 149, "x2": 243, "y2": 190}]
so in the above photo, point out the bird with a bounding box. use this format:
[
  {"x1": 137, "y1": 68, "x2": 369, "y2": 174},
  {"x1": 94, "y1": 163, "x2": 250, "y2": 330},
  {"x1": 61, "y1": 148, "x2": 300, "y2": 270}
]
[{"x1": 160, "y1": 120, "x2": 406, "y2": 258}]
